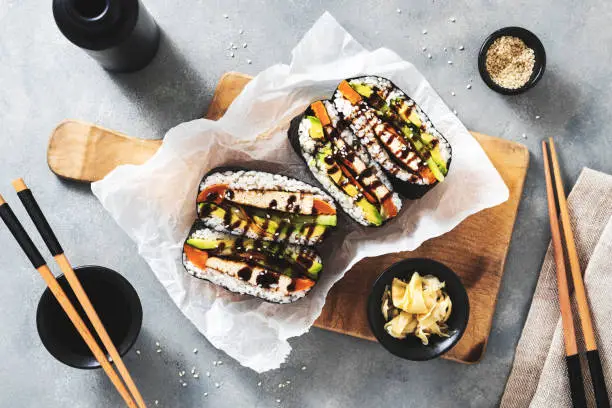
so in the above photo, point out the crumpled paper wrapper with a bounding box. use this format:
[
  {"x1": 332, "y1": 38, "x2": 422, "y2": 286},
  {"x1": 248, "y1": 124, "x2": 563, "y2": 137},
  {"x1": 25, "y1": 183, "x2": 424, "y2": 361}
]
[{"x1": 92, "y1": 12, "x2": 509, "y2": 372}]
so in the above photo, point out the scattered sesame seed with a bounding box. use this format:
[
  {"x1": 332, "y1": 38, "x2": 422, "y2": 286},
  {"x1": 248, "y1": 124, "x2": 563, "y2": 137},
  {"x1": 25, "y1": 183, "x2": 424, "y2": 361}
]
[
  {"x1": 217, "y1": 361, "x2": 223, "y2": 366},
  {"x1": 466, "y1": 84, "x2": 472, "y2": 89},
  {"x1": 459, "y1": 45, "x2": 465, "y2": 51},
  {"x1": 242, "y1": 43, "x2": 247, "y2": 48},
  {"x1": 136, "y1": 350, "x2": 141, "y2": 355},
  {"x1": 301, "y1": 366, "x2": 307, "y2": 371},
  {"x1": 453, "y1": 109, "x2": 458, "y2": 115},
  {"x1": 276, "y1": 399, "x2": 281, "y2": 403},
  {"x1": 239, "y1": 29, "x2": 244, "y2": 34},
  {"x1": 286, "y1": 380, "x2": 291, "y2": 384},
  {"x1": 444, "y1": 47, "x2": 447, "y2": 52},
  {"x1": 156, "y1": 349, "x2": 162, "y2": 354},
  {"x1": 204, "y1": 393, "x2": 208, "y2": 397},
  {"x1": 450, "y1": 17, "x2": 456, "y2": 22},
  {"x1": 223, "y1": 14, "x2": 228, "y2": 19},
  {"x1": 257, "y1": 381, "x2": 262, "y2": 387},
  {"x1": 422, "y1": 47, "x2": 427, "y2": 51},
  {"x1": 191, "y1": 367, "x2": 196, "y2": 374},
  {"x1": 451, "y1": 91, "x2": 456, "y2": 96},
  {"x1": 536, "y1": 115, "x2": 541, "y2": 119},
  {"x1": 155, "y1": 342, "x2": 160, "y2": 347},
  {"x1": 232, "y1": 45, "x2": 238, "y2": 50},
  {"x1": 396, "y1": 8, "x2": 401, "y2": 13},
  {"x1": 522, "y1": 133, "x2": 527, "y2": 139},
  {"x1": 278, "y1": 384, "x2": 284, "y2": 388},
  {"x1": 422, "y1": 29, "x2": 427, "y2": 34},
  {"x1": 193, "y1": 374, "x2": 200, "y2": 379},
  {"x1": 154, "y1": 401, "x2": 159, "y2": 406},
  {"x1": 448, "y1": 60, "x2": 453, "y2": 65},
  {"x1": 193, "y1": 348, "x2": 198, "y2": 354},
  {"x1": 427, "y1": 54, "x2": 432, "y2": 59},
  {"x1": 215, "y1": 383, "x2": 220, "y2": 388},
  {"x1": 230, "y1": 52, "x2": 234, "y2": 58},
  {"x1": 213, "y1": 361, "x2": 217, "y2": 366},
  {"x1": 182, "y1": 382, "x2": 187, "y2": 387}
]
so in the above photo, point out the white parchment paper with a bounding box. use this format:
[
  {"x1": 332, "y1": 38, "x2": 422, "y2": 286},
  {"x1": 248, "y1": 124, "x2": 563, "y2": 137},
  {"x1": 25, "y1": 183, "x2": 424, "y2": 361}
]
[{"x1": 92, "y1": 12, "x2": 509, "y2": 372}]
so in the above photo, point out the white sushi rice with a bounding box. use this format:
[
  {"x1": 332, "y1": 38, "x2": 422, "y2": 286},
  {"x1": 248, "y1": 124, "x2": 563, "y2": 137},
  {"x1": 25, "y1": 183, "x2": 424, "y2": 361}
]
[
  {"x1": 348, "y1": 76, "x2": 452, "y2": 166},
  {"x1": 183, "y1": 254, "x2": 309, "y2": 304},
  {"x1": 297, "y1": 102, "x2": 402, "y2": 226},
  {"x1": 199, "y1": 170, "x2": 335, "y2": 246}
]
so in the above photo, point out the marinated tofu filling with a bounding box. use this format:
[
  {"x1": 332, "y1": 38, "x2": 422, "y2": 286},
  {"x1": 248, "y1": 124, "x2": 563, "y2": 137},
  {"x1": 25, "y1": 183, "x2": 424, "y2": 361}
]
[
  {"x1": 305, "y1": 100, "x2": 400, "y2": 226},
  {"x1": 197, "y1": 184, "x2": 336, "y2": 244},
  {"x1": 335, "y1": 79, "x2": 450, "y2": 184}
]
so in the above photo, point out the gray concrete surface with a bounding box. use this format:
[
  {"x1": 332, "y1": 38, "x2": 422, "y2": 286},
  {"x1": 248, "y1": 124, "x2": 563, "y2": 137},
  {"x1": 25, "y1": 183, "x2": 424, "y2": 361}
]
[{"x1": 1, "y1": 1, "x2": 611, "y2": 407}]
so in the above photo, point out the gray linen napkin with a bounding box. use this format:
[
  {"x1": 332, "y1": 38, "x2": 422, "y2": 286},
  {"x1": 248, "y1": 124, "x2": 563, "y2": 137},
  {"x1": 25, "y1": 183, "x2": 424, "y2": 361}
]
[{"x1": 501, "y1": 168, "x2": 612, "y2": 407}]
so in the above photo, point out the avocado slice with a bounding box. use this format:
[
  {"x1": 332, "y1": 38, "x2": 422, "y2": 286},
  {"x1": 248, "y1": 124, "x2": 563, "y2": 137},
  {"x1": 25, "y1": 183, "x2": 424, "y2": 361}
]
[
  {"x1": 315, "y1": 214, "x2": 337, "y2": 226},
  {"x1": 350, "y1": 82, "x2": 374, "y2": 98},
  {"x1": 306, "y1": 116, "x2": 324, "y2": 139},
  {"x1": 356, "y1": 198, "x2": 383, "y2": 226}
]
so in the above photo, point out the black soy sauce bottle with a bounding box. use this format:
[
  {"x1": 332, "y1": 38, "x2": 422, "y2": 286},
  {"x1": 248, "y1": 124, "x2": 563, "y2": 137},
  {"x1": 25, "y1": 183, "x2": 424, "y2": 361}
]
[{"x1": 53, "y1": 0, "x2": 161, "y2": 73}]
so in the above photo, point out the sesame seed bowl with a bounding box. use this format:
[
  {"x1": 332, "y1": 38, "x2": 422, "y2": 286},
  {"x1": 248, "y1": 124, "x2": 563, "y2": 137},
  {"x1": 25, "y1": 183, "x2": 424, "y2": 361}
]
[{"x1": 478, "y1": 27, "x2": 546, "y2": 95}]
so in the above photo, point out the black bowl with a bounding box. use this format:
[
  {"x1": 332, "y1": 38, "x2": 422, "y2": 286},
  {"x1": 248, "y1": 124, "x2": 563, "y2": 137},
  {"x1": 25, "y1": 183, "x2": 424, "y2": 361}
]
[
  {"x1": 36, "y1": 265, "x2": 142, "y2": 369},
  {"x1": 478, "y1": 26, "x2": 546, "y2": 95},
  {"x1": 367, "y1": 258, "x2": 469, "y2": 361}
]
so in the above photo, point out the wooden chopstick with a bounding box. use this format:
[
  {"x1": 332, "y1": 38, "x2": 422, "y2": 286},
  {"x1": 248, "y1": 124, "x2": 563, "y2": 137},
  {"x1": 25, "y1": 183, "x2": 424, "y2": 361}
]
[
  {"x1": 10, "y1": 179, "x2": 147, "y2": 408},
  {"x1": 0, "y1": 195, "x2": 138, "y2": 408},
  {"x1": 542, "y1": 140, "x2": 587, "y2": 408},
  {"x1": 547, "y1": 139, "x2": 610, "y2": 408}
]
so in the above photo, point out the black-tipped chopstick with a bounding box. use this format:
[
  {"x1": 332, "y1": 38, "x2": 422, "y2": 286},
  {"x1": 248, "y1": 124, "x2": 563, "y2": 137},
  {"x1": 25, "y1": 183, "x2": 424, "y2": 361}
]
[
  {"x1": 10, "y1": 179, "x2": 147, "y2": 408},
  {"x1": 543, "y1": 138, "x2": 609, "y2": 408},
  {"x1": 0, "y1": 194, "x2": 138, "y2": 408}
]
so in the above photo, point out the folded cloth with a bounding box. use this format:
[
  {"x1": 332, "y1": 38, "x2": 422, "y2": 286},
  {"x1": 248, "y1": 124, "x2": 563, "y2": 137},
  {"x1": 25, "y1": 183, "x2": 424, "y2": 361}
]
[{"x1": 501, "y1": 168, "x2": 612, "y2": 407}]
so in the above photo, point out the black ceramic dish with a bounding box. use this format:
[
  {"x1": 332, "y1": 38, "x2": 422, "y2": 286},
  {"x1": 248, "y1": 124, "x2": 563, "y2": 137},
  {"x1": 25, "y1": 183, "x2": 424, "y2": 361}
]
[
  {"x1": 367, "y1": 258, "x2": 469, "y2": 361},
  {"x1": 478, "y1": 27, "x2": 546, "y2": 95},
  {"x1": 37, "y1": 265, "x2": 142, "y2": 369}
]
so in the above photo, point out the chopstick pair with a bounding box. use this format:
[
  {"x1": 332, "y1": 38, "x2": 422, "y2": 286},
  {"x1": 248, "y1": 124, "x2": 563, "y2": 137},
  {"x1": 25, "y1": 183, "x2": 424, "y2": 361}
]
[
  {"x1": 0, "y1": 180, "x2": 146, "y2": 408},
  {"x1": 542, "y1": 138, "x2": 609, "y2": 408}
]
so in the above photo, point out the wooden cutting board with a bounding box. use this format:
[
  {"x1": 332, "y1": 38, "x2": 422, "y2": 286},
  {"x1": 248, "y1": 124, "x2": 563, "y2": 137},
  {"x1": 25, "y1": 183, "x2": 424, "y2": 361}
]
[{"x1": 48, "y1": 72, "x2": 529, "y2": 363}]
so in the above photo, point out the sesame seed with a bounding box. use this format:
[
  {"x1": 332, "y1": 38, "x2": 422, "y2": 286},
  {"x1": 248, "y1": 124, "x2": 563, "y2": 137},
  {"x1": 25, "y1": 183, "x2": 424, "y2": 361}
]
[
  {"x1": 155, "y1": 342, "x2": 160, "y2": 347},
  {"x1": 242, "y1": 43, "x2": 247, "y2": 48},
  {"x1": 466, "y1": 84, "x2": 472, "y2": 89},
  {"x1": 522, "y1": 133, "x2": 527, "y2": 139},
  {"x1": 276, "y1": 399, "x2": 281, "y2": 403},
  {"x1": 301, "y1": 366, "x2": 307, "y2": 371},
  {"x1": 451, "y1": 91, "x2": 456, "y2": 96},
  {"x1": 154, "y1": 401, "x2": 159, "y2": 405},
  {"x1": 230, "y1": 52, "x2": 234, "y2": 58},
  {"x1": 444, "y1": 47, "x2": 447, "y2": 52},
  {"x1": 193, "y1": 374, "x2": 199, "y2": 379},
  {"x1": 286, "y1": 380, "x2": 291, "y2": 384},
  {"x1": 193, "y1": 348, "x2": 198, "y2": 354},
  {"x1": 427, "y1": 54, "x2": 432, "y2": 59},
  {"x1": 204, "y1": 393, "x2": 208, "y2": 397},
  {"x1": 232, "y1": 45, "x2": 238, "y2": 50},
  {"x1": 422, "y1": 47, "x2": 427, "y2": 51},
  {"x1": 239, "y1": 29, "x2": 244, "y2": 34},
  {"x1": 257, "y1": 381, "x2": 262, "y2": 387},
  {"x1": 396, "y1": 8, "x2": 401, "y2": 13},
  {"x1": 459, "y1": 45, "x2": 465, "y2": 51},
  {"x1": 448, "y1": 60, "x2": 453, "y2": 65},
  {"x1": 536, "y1": 115, "x2": 541, "y2": 119},
  {"x1": 450, "y1": 17, "x2": 456, "y2": 22},
  {"x1": 182, "y1": 382, "x2": 187, "y2": 387},
  {"x1": 156, "y1": 349, "x2": 162, "y2": 353},
  {"x1": 191, "y1": 367, "x2": 196, "y2": 374},
  {"x1": 223, "y1": 14, "x2": 228, "y2": 19},
  {"x1": 135, "y1": 350, "x2": 141, "y2": 355},
  {"x1": 215, "y1": 383, "x2": 220, "y2": 388},
  {"x1": 247, "y1": 59, "x2": 252, "y2": 64},
  {"x1": 218, "y1": 361, "x2": 223, "y2": 366},
  {"x1": 422, "y1": 29, "x2": 427, "y2": 34},
  {"x1": 453, "y1": 109, "x2": 458, "y2": 115},
  {"x1": 213, "y1": 361, "x2": 217, "y2": 366},
  {"x1": 206, "y1": 371, "x2": 211, "y2": 377},
  {"x1": 278, "y1": 383, "x2": 284, "y2": 388}
]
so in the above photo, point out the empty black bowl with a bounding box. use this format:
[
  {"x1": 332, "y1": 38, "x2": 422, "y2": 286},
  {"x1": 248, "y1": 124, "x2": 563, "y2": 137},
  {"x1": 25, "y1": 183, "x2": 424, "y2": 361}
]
[
  {"x1": 478, "y1": 26, "x2": 546, "y2": 95},
  {"x1": 367, "y1": 258, "x2": 469, "y2": 361},
  {"x1": 36, "y1": 265, "x2": 142, "y2": 369}
]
